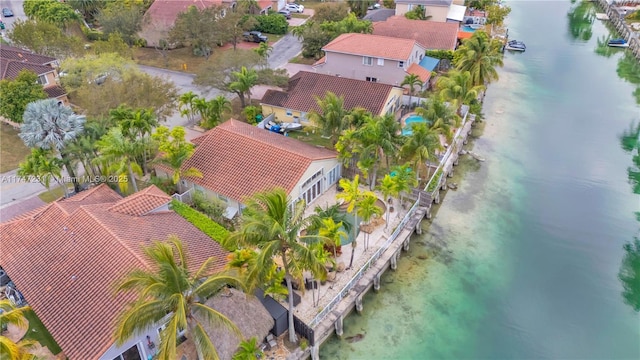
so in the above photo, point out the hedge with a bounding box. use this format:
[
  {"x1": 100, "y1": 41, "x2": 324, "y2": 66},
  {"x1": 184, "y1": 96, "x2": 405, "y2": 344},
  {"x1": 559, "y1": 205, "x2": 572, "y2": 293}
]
[
  {"x1": 425, "y1": 49, "x2": 454, "y2": 61},
  {"x1": 254, "y1": 13, "x2": 288, "y2": 35},
  {"x1": 171, "y1": 200, "x2": 232, "y2": 250},
  {"x1": 426, "y1": 168, "x2": 443, "y2": 193}
]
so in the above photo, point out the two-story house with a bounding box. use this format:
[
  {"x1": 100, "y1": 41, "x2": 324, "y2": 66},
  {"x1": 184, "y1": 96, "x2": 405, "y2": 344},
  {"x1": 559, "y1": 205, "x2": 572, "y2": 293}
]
[
  {"x1": 260, "y1": 71, "x2": 405, "y2": 124},
  {"x1": 313, "y1": 33, "x2": 432, "y2": 87},
  {"x1": 0, "y1": 45, "x2": 68, "y2": 105},
  {"x1": 372, "y1": 16, "x2": 460, "y2": 51},
  {"x1": 394, "y1": 0, "x2": 466, "y2": 21}
]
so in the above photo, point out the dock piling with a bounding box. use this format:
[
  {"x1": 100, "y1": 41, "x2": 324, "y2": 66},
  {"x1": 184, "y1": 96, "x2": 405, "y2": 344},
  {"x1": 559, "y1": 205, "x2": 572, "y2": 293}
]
[
  {"x1": 355, "y1": 295, "x2": 363, "y2": 313},
  {"x1": 373, "y1": 273, "x2": 381, "y2": 291},
  {"x1": 335, "y1": 315, "x2": 344, "y2": 337}
]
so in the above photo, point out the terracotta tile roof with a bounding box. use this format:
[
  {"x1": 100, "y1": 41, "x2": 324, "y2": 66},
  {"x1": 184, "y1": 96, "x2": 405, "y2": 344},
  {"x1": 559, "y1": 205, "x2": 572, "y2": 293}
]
[
  {"x1": 322, "y1": 33, "x2": 420, "y2": 61},
  {"x1": 313, "y1": 56, "x2": 326, "y2": 66},
  {"x1": 406, "y1": 63, "x2": 431, "y2": 83},
  {"x1": 261, "y1": 71, "x2": 397, "y2": 115},
  {"x1": 258, "y1": 0, "x2": 272, "y2": 9},
  {"x1": 143, "y1": 0, "x2": 229, "y2": 28},
  {"x1": 182, "y1": 119, "x2": 337, "y2": 202},
  {"x1": 395, "y1": 0, "x2": 452, "y2": 5},
  {"x1": 458, "y1": 30, "x2": 473, "y2": 40},
  {"x1": 373, "y1": 16, "x2": 459, "y2": 50},
  {"x1": 0, "y1": 45, "x2": 57, "y2": 65},
  {"x1": 0, "y1": 184, "x2": 228, "y2": 360},
  {"x1": 107, "y1": 186, "x2": 172, "y2": 216},
  {"x1": 43, "y1": 85, "x2": 67, "y2": 99},
  {"x1": 0, "y1": 59, "x2": 54, "y2": 80}
]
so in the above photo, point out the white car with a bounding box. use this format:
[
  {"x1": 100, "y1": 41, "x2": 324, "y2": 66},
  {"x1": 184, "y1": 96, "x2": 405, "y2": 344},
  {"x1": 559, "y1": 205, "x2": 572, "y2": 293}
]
[
  {"x1": 285, "y1": 4, "x2": 304, "y2": 13},
  {"x1": 368, "y1": 3, "x2": 381, "y2": 10}
]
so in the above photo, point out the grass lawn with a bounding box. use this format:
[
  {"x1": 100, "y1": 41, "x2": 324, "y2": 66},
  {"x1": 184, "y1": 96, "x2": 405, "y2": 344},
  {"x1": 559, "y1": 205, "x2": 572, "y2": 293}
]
[
  {"x1": 296, "y1": 0, "x2": 331, "y2": 10},
  {"x1": 287, "y1": 129, "x2": 333, "y2": 149},
  {"x1": 133, "y1": 46, "x2": 217, "y2": 73},
  {"x1": 289, "y1": 54, "x2": 317, "y2": 65},
  {"x1": 0, "y1": 124, "x2": 29, "y2": 173},
  {"x1": 38, "y1": 186, "x2": 68, "y2": 203},
  {"x1": 23, "y1": 309, "x2": 62, "y2": 355},
  {"x1": 291, "y1": 13, "x2": 311, "y2": 19}
]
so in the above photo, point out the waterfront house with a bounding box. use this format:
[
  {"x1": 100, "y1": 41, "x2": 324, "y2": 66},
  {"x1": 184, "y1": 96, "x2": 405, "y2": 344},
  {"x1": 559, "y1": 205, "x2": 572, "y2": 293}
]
[
  {"x1": 156, "y1": 119, "x2": 341, "y2": 217},
  {"x1": 0, "y1": 184, "x2": 232, "y2": 360},
  {"x1": 372, "y1": 16, "x2": 459, "y2": 50},
  {"x1": 394, "y1": 0, "x2": 465, "y2": 22},
  {"x1": 0, "y1": 45, "x2": 69, "y2": 105},
  {"x1": 261, "y1": 71, "x2": 405, "y2": 123},
  {"x1": 313, "y1": 33, "x2": 432, "y2": 87}
]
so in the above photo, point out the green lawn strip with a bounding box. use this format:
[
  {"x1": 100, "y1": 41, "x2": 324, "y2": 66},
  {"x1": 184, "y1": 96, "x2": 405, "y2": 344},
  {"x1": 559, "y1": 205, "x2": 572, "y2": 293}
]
[
  {"x1": 288, "y1": 55, "x2": 316, "y2": 65},
  {"x1": 38, "y1": 186, "x2": 67, "y2": 203},
  {"x1": 291, "y1": 14, "x2": 310, "y2": 19},
  {"x1": 170, "y1": 200, "x2": 232, "y2": 250},
  {"x1": 426, "y1": 168, "x2": 443, "y2": 193},
  {"x1": 0, "y1": 124, "x2": 30, "y2": 173},
  {"x1": 23, "y1": 309, "x2": 62, "y2": 355},
  {"x1": 286, "y1": 130, "x2": 333, "y2": 149}
]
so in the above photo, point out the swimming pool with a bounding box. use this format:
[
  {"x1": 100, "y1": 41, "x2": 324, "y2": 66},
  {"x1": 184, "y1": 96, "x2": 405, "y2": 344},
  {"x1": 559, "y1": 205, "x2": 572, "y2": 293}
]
[
  {"x1": 402, "y1": 114, "x2": 427, "y2": 136},
  {"x1": 461, "y1": 25, "x2": 476, "y2": 32}
]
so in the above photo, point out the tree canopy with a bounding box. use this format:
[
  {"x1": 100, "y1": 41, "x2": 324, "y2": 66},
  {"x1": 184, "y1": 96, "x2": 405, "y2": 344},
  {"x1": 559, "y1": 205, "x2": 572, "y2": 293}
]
[
  {"x1": 294, "y1": 13, "x2": 373, "y2": 59},
  {"x1": 8, "y1": 19, "x2": 83, "y2": 58},
  {"x1": 169, "y1": 5, "x2": 227, "y2": 59},
  {"x1": 95, "y1": 2, "x2": 145, "y2": 45},
  {"x1": 0, "y1": 70, "x2": 48, "y2": 123},
  {"x1": 24, "y1": 0, "x2": 80, "y2": 28}
]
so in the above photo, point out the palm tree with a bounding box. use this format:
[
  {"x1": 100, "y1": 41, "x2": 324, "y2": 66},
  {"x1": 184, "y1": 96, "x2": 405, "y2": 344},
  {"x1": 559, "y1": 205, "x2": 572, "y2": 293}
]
[
  {"x1": 390, "y1": 164, "x2": 417, "y2": 208},
  {"x1": 353, "y1": 114, "x2": 403, "y2": 189},
  {"x1": 378, "y1": 174, "x2": 397, "y2": 229},
  {"x1": 400, "y1": 74, "x2": 424, "y2": 109},
  {"x1": 308, "y1": 91, "x2": 347, "y2": 146},
  {"x1": 96, "y1": 127, "x2": 143, "y2": 193},
  {"x1": 203, "y1": 95, "x2": 231, "y2": 129},
  {"x1": 343, "y1": 107, "x2": 370, "y2": 130},
  {"x1": 20, "y1": 99, "x2": 86, "y2": 193},
  {"x1": 357, "y1": 191, "x2": 382, "y2": 251},
  {"x1": 229, "y1": 66, "x2": 258, "y2": 108},
  {"x1": 454, "y1": 31, "x2": 504, "y2": 86},
  {"x1": 254, "y1": 42, "x2": 273, "y2": 68},
  {"x1": 232, "y1": 337, "x2": 263, "y2": 360},
  {"x1": 116, "y1": 107, "x2": 158, "y2": 175},
  {"x1": 226, "y1": 188, "x2": 328, "y2": 343},
  {"x1": 336, "y1": 175, "x2": 363, "y2": 269},
  {"x1": 152, "y1": 126, "x2": 203, "y2": 185},
  {"x1": 114, "y1": 237, "x2": 245, "y2": 360},
  {"x1": 0, "y1": 300, "x2": 38, "y2": 360},
  {"x1": 178, "y1": 91, "x2": 200, "y2": 124},
  {"x1": 308, "y1": 203, "x2": 353, "y2": 235},
  {"x1": 318, "y1": 217, "x2": 348, "y2": 258},
  {"x1": 416, "y1": 98, "x2": 460, "y2": 142},
  {"x1": 18, "y1": 148, "x2": 65, "y2": 194},
  {"x1": 400, "y1": 122, "x2": 441, "y2": 184},
  {"x1": 436, "y1": 70, "x2": 485, "y2": 110}
]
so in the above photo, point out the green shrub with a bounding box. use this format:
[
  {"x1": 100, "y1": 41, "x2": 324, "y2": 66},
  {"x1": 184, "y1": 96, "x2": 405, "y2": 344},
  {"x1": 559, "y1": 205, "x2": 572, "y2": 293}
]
[
  {"x1": 242, "y1": 105, "x2": 262, "y2": 123},
  {"x1": 171, "y1": 199, "x2": 231, "y2": 249},
  {"x1": 191, "y1": 190, "x2": 227, "y2": 221},
  {"x1": 425, "y1": 49, "x2": 454, "y2": 61},
  {"x1": 83, "y1": 27, "x2": 107, "y2": 41},
  {"x1": 255, "y1": 14, "x2": 288, "y2": 35},
  {"x1": 426, "y1": 168, "x2": 443, "y2": 192}
]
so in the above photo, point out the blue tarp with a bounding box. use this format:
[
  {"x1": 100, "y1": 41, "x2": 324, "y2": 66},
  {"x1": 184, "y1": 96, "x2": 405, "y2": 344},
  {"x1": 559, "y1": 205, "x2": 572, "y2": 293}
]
[{"x1": 419, "y1": 56, "x2": 440, "y2": 72}]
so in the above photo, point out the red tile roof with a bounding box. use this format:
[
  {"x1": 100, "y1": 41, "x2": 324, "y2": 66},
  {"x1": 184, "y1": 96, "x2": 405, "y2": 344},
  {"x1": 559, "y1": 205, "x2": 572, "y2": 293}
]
[
  {"x1": 322, "y1": 33, "x2": 421, "y2": 61},
  {"x1": 181, "y1": 119, "x2": 337, "y2": 202},
  {"x1": 458, "y1": 30, "x2": 473, "y2": 40},
  {"x1": 261, "y1": 71, "x2": 397, "y2": 115},
  {"x1": 313, "y1": 56, "x2": 326, "y2": 66},
  {"x1": 108, "y1": 185, "x2": 172, "y2": 216},
  {"x1": 43, "y1": 85, "x2": 67, "y2": 99},
  {"x1": 0, "y1": 45, "x2": 57, "y2": 65},
  {"x1": 372, "y1": 16, "x2": 459, "y2": 50},
  {"x1": 0, "y1": 184, "x2": 228, "y2": 360},
  {"x1": 406, "y1": 63, "x2": 431, "y2": 83},
  {"x1": 0, "y1": 59, "x2": 55, "y2": 80},
  {"x1": 143, "y1": 0, "x2": 229, "y2": 28}
]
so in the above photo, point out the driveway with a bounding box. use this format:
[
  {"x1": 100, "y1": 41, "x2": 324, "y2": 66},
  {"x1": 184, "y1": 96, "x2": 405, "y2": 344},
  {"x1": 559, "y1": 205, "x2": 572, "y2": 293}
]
[
  {"x1": 0, "y1": 0, "x2": 25, "y2": 32},
  {"x1": 268, "y1": 33, "x2": 303, "y2": 69}
]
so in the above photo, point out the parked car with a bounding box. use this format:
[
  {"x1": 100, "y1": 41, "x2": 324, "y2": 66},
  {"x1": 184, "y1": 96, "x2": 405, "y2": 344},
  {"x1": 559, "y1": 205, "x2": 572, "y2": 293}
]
[
  {"x1": 243, "y1": 31, "x2": 269, "y2": 43},
  {"x1": 2, "y1": 8, "x2": 13, "y2": 17},
  {"x1": 285, "y1": 4, "x2": 304, "y2": 13},
  {"x1": 278, "y1": 10, "x2": 292, "y2": 19},
  {"x1": 0, "y1": 21, "x2": 5, "y2": 30},
  {"x1": 368, "y1": 3, "x2": 381, "y2": 10}
]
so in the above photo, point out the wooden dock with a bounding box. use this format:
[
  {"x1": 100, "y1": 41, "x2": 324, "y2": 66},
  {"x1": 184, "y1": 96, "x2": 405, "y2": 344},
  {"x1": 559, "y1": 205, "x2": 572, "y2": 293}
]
[{"x1": 596, "y1": 0, "x2": 640, "y2": 61}]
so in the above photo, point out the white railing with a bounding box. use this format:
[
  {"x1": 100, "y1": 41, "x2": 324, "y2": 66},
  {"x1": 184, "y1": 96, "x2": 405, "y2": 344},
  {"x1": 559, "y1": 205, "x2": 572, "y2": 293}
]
[
  {"x1": 171, "y1": 188, "x2": 194, "y2": 203},
  {"x1": 309, "y1": 195, "x2": 421, "y2": 328}
]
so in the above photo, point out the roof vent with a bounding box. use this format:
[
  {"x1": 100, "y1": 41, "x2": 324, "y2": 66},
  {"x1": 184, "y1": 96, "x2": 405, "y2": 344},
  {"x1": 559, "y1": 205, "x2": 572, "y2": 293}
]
[
  {"x1": 70, "y1": 275, "x2": 77, "y2": 281},
  {"x1": 63, "y1": 226, "x2": 68, "y2": 231}
]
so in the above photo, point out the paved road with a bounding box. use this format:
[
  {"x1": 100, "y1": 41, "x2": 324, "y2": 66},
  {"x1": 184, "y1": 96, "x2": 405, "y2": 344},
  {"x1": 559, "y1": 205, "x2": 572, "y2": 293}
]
[
  {"x1": 268, "y1": 33, "x2": 303, "y2": 69},
  {"x1": 0, "y1": 0, "x2": 25, "y2": 32}
]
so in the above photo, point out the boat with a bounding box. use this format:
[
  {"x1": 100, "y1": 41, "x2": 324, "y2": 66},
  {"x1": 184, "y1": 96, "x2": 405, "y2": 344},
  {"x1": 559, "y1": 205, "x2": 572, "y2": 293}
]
[
  {"x1": 608, "y1": 38, "x2": 629, "y2": 48},
  {"x1": 595, "y1": 13, "x2": 610, "y2": 20},
  {"x1": 505, "y1": 40, "x2": 526, "y2": 52},
  {"x1": 264, "y1": 120, "x2": 303, "y2": 134}
]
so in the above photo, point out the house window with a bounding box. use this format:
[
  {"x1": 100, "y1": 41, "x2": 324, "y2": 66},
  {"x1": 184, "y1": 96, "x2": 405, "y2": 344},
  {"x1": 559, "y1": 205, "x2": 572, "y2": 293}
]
[
  {"x1": 363, "y1": 56, "x2": 373, "y2": 66},
  {"x1": 36, "y1": 74, "x2": 48, "y2": 85},
  {"x1": 365, "y1": 77, "x2": 378, "y2": 83},
  {"x1": 111, "y1": 344, "x2": 142, "y2": 360},
  {"x1": 286, "y1": 110, "x2": 293, "y2": 116},
  {"x1": 327, "y1": 164, "x2": 341, "y2": 186},
  {"x1": 377, "y1": 58, "x2": 384, "y2": 66},
  {"x1": 398, "y1": 61, "x2": 405, "y2": 69}
]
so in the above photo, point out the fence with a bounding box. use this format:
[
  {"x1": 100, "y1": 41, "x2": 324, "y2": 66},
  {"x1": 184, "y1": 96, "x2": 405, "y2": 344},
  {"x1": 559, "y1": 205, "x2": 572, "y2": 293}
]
[
  {"x1": 171, "y1": 188, "x2": 193, "y2": 203},
  {"x1": 294, "y1": 315, "x2": 316, "y2": 346},
  {"x1": 308, "y1": 194, "x2": 421, "y2": 328}
]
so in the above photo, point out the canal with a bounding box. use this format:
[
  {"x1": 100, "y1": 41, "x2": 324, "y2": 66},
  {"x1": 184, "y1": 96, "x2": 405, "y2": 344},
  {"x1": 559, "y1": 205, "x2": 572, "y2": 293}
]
[{"x1": 320, "y1": 1, "x2": 640, "y2": 359}]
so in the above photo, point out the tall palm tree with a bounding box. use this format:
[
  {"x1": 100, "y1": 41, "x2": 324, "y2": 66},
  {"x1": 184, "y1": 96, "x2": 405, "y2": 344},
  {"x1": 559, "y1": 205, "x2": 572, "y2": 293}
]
[
  {"x1": 308, "y1": 91, "x2": 347, "y2": 146},
  {"x1": 152, "y1": 126, "x2": 203, "y2": 185},
  {"x1": 203, "y1": 95, "x2": 231, "y2": 129},
  {"x1": 114, "y1": 237, "x2": 245, "y2": 360},
  {"x1": 400, "y1": 74, "x2": 424, "y2": 109},
  {"x1": 378, "y1": 174, "x2": 398, "y2": 229},
  {"x1": 400, "y1": 122, "x2": 441, "y2": 184},
  {"x1": 454, "y1": 31, "x2": 504, "y2": 86},
  {"x1": 343, "y1": 107, "x2": 370, "y2": 130},
  {"x1": 229, "y1": 66, "x2": 258, "y2": 108},
  {"x1": 336, "y1": 175, "x2": 363, "y2": 269},
  {"x1": 416, "y1": 98, "x2": 460, "y2": 142},
  {"x1": 390, "y1": 164, "x2": 417, "y2": 208},
  {"x1": 117, "y1": 107, "x2": 158, "y2": 175},
  {"x1": 20, "y1": 99, "x2": 86, "y2": 193},
  {"x1": 178, "y1": 91, "x2": 200, "y2": 124},
  {"x1": 436, "y1": 70, "x2": 485, "y2": 110},
  {"x1": 357, "y1": 191, "x2": 382, "y2": 250},
  {"x1": 353, "y1": 114, "x2": 403, "y2": 189},
  {"x1": 96, "y1": 127, "x2": 143, "y2": 193},
  {"x1": 193, "y1": 97, "x2": 213, "y2": 125},
  {"x1": 226, "y1": 188, "x2": 328, "y2": 343},
  {"x1": 0, "y1": 300, "x2": 38, "y2": 360}
]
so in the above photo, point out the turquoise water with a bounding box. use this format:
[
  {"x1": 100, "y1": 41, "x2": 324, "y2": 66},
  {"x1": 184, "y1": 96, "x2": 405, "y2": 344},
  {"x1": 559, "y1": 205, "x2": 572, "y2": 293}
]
[
  {"x1": 320, "y1": 1, "x2": 640, "y2": 359},
  {"x1": 402, "y1": 115, "x2": 427, "y2": 136},
  {"x1": 461, "y1": 25, "x2": 477, "y2": 33}
]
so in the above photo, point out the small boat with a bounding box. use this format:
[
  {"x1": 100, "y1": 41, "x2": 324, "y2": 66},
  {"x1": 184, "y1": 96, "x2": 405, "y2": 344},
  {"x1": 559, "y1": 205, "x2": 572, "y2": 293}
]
[
  {"x1": 264, "y1": 120, "x2": 303, "y2": 134},
  {"x1": 279, "y1": 122, "x2": 303, "y2": 131},
  {"x1": 608, "y1": 38, "x2": 629, "y2": 48},
  {"x1": 505, "y1": 40, "x2": 526, "y2": 51}
]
